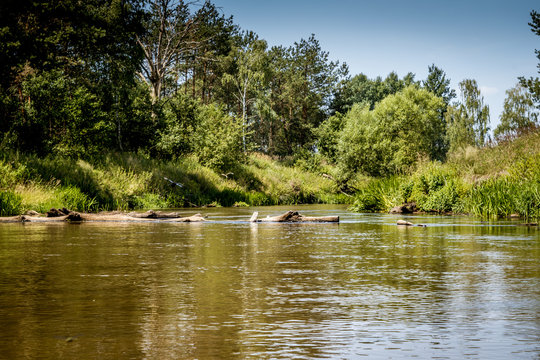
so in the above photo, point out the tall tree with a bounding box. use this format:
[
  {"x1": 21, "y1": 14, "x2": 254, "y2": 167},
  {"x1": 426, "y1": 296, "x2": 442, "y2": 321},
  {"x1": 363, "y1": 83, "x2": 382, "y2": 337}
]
[
  {"x1": 137, "y1": 0, "x2": 196, "y2": 104},
  {"x1": 331, "y1": 71, "x2": 416, "y2": 114},
  {"x1": 519, "y1": 10, "x2": 540, "y2": 107},
  {"x1": 187, "y1": 1, "x2": 235, "y2": 103},
  {"x1": 0, "y1": 0, "x2": 145, "y2": 153},
  {"x1": 422, "y1": 64, "x2": 456, "y2": 159},
  {"x1": 221, "y1": 31, "x2": 268, "y2": 151},
  {"x1": 446, "y1": 79, "x2": 490, "y2": 151},
  {"x1": 262, "y1": 35, "x2": 347, "y2": 156},
  {"x1": 494, "y1": 83, "x2": 539, "y2": 140},
  {"x1": 423, "y1": 64, "x2": 456, "y2": 106}
]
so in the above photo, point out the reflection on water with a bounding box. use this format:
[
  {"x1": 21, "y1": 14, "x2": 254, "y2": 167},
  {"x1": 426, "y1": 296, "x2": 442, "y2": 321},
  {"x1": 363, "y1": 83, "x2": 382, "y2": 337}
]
[{"x1": 0, "y1": 205, "x2": 539, "y2": 359}]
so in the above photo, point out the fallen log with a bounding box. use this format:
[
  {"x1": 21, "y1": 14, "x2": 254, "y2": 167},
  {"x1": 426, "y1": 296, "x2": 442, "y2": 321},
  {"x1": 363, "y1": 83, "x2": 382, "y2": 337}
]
[
  {"x1": 0, "y1": 211, "x2": 205, "y2": 223},
  {"x1": 126, "y1": 210, "x2": 183, "y2": 219},
  {"x1": 397, "y1": 219, "x2": 426, "y2": 227},
  {"x1": 252, "y1": 210, "x2": 339, "y2": 223}
]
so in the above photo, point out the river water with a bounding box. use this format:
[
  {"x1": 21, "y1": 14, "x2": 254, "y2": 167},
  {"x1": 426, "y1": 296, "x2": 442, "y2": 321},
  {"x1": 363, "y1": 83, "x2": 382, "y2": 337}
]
[{"x1": 0, "y1": 205, "x2": 538, "y2": 359}]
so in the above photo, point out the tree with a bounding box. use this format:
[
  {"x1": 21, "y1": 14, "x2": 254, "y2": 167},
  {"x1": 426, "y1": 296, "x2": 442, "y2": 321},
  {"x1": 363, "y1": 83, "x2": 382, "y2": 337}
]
[
  {"x1": 187, "y1": 1, "x2": 236, "y2": 103},
  {"x1": 446, "y1": 79, "x2": 490, "y2": 152},
  {"x1": 519, "y1": 10, "x2": 540, "y2": 107},
  {"x1": 192, "y1": 104, "x2": 245, "y2": 171},
  {"x1": 422, "y1": 64, "x2": 456, "y2": 158},
  {"x1": 494, "y1": 83, "x2": 539, "y2": 140},
  {"x1": 337, "y1": 86, "x2": 446, "y2": 177},
  {"x1": 423, "y1": 64, "x2": 456, "y2": 106},
  {"x1": 137, "y1": 0, "x2": 193, "y2": 104},
  {"x1": 313, "y1": 112, "x2": 345, "y2": 163},
  {"x1": 0, "y1": 0, "x2": 145, "y2": 153},
  {"x1": 331, "y1": 71, "x2": 417, "y2": 114},
  {"x1": 260, "y1": 35, "x2": 347, "y2": 156},
  {"x1": 221, "y1": 31, "x2": 269, "y2": 152}
]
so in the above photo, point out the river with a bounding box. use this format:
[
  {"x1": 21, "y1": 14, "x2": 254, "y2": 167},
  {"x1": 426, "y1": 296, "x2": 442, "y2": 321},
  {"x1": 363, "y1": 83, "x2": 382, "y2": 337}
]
[{"x1": 0, "y1": 205, "x2": 538, "y2": 359}]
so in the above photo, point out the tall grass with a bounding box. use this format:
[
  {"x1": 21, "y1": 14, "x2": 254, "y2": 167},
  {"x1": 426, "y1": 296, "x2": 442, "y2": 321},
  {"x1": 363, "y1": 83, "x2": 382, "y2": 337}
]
[
  {"x1": 0, "y1": 191, "x2": 22, "y2": 216},
  {"x1": 0, "y1": 152, "x2": 347, "y2": 214},
  {"x1": 349, "y1": 177, "x2": 403, "y2": 212},
  {"x1": 349, "y1": 132, "x2": 540, "y2": 219}
]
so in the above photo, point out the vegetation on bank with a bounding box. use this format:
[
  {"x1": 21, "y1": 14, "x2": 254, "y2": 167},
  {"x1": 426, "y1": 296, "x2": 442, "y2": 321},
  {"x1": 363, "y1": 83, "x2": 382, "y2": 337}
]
[
  {"x1": 0, "y1": 152, "x2": 347, "y2": 215},
  {"x1": 0, "y1": 3, "x2": 539, "y2": 220},
  {"x1": 349, "y1": 130, "x2": 540, "y2": 220}
]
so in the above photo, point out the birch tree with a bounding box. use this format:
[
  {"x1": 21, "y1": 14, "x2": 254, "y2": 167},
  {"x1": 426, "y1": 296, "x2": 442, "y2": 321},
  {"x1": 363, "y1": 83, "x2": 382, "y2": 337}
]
[{"x1": 221, "y1": 31, "x2": 268, "y2": 152}]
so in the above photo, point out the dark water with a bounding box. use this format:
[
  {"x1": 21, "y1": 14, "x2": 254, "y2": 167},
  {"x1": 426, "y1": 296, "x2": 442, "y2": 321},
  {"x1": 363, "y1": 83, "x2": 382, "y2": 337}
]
[{"x1": 0, "y1": 205, "x2": 539, "y2": 359}]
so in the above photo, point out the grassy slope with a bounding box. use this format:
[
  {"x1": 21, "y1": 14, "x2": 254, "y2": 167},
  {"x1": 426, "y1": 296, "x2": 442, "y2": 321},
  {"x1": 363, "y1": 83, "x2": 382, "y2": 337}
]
[
  {"x1": 350, "y1": 130, "x2": 540, "y2": 219},
  {"x1": 0, "y1": 152, "x2": 347, "y2": 215}
]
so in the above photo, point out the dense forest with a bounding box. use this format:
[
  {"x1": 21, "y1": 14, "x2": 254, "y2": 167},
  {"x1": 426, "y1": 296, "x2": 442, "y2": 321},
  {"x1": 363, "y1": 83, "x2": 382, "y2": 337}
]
[{"x1": 0, "y1": 1, "x2": 539, "y2": 218}]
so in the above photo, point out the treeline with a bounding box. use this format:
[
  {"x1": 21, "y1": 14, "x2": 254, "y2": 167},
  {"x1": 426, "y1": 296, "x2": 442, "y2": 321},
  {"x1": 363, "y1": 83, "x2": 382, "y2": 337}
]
[{"x1": 1, "y1": 0, "x2": 539, "y2": 178}]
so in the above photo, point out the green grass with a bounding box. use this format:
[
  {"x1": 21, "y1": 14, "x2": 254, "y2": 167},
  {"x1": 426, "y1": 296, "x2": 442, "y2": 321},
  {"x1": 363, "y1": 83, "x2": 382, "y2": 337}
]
[
  {"x1": 349, "y1": 130, "x2": 540, "y2": 219},
  {"x1": 0, "y1": 152, "x2": 348, "y2": 214}
]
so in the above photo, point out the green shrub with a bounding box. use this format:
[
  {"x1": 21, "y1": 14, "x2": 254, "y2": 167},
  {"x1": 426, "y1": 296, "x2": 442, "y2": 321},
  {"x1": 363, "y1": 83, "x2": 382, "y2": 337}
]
[
  {"x1": 58, "y1": 186, "x2": 98, "y2": 212},
  {"x1": 192, "y1": 104, "x2": 245, "y2": 172},
  {"x1": 337, "y1": 87, "x2": 446, "y2": 176},
  {"x1": 0, "y1": 191, "x2": 23, "y2": 216},
  {"x1": 349, "y1": 177, "x2": 403, "y2": 212},
  {"x1": 233, "y1": 201, "x2": 249, "y2": 207},
  {"x1": 408, "y1": 162, "x2": 464, "y2": 213}
]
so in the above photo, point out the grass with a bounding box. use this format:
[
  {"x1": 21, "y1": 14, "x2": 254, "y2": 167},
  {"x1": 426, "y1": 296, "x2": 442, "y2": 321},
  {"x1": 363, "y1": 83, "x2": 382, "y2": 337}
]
[
  {"x1": 349, "y1": 130, "x2": 540, "y2": 219},
  {"x1": 0, "y1": 152, "x2": 348, "y2": 215},
  {"x1": 2, "y1": 130, "x2": 539, "y2": 219}
]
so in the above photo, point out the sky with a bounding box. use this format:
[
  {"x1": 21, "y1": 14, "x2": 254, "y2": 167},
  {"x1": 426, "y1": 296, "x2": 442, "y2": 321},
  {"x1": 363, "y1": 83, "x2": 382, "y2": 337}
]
[{"x1": 211, "y1": 0, "x2": 539, "y2": 130}]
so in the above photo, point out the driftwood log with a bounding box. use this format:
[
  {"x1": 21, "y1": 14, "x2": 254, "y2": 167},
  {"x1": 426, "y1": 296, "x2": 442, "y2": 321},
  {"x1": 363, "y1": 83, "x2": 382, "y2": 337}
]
[
  {"x1": 0, "y1": 211, "x2": 205, "y2": 223},
  {"x1": 250, "y1": 210, "x2": 339, "y2": 223},
  {"x1": 0, "y1": 209, "x2": 339, "y2": 224},
  {"x1": 397, "y1": 219, "x2": 426, "y2": 227}
]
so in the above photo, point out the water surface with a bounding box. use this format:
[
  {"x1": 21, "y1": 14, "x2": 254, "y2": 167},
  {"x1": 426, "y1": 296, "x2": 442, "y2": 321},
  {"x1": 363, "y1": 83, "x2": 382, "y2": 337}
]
[{"x1": 0, "y1": 205, "x2": 539, "y2": 359}]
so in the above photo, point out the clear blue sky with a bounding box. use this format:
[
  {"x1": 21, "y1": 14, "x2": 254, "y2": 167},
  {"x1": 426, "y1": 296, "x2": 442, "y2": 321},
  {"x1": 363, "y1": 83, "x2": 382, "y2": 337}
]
[{"x1": 211, "y1": 0, "x2": 539, "y2": 130}]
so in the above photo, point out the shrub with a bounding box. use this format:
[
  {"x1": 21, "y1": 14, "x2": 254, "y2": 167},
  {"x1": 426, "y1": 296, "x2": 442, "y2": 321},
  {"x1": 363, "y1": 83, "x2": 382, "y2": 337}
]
[
  {"x1": 408, "y1": 163, "x2": 464, "y2": 213},
  {"x1": 192, "y1": 104, "x2": 245, "y2": 172},
  {"x1": 337, "y1": 87, "x2": 446, "y2": 176},
  {"x1": 349, "y1": 177, "x2": 403, "y2": 212},
  {"x1": 0, "y1": 190, "x2": 23, "y2": 216}
]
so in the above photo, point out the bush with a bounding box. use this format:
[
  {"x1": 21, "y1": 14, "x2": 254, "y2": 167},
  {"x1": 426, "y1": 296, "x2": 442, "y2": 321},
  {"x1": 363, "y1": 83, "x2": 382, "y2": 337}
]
[
  {"x1": 0, "y1": 190, "x2": 22, "y2": 216},
  {"x1": 407, "y1": 163, "x2": 465, "y2": 213},
  {"x1": 17, "y1": 70, "x2": 108, "y2": 155},
  {"x1": 337, "y1": 87, "x2": 446, "y2": 177},
  {"x1": 349, "y1": 177, "x2": 403, "y2": 212},
  {"x1": 157, "y1": 93, "x2": 199, "y2": 157},
  {"x1": 192, "y1": 104, "x2": 245, "y2": 172}
]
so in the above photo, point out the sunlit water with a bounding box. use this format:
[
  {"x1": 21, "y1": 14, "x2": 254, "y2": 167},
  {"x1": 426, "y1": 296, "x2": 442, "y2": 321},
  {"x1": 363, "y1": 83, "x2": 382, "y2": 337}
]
[{"x1": 0, "y1": 205, "x2": 539, "y2": 359}]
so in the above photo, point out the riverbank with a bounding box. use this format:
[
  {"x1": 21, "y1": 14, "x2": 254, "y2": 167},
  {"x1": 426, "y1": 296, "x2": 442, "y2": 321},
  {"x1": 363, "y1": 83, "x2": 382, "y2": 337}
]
[
  {"x1": 349, "y1": 130, "x2": 540, "y2": 219},
  {"x1": 0, "y1": 152, "x2": 348, "y2": 216},
  {"x1": 1, "y1": 131, "x2": 539, "y2": 219}
]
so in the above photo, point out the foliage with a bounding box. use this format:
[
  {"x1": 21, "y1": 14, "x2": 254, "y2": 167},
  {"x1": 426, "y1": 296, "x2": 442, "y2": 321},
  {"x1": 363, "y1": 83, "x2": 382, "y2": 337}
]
[
  {"x1": 337, "y1": 86, "x2": 446, "y2": 177},
  {"x1": 349, "y1": 177, "x2": 403, "y2": 212},
  {"x1": 15, "y1": 69, "x2": 108, "y2": 155},
  {"x1": 157, "y1": 93, "x2": 199, "y2": 157},
  {"x1": 519, "y1": 10, "x2": 540, "y2": 107},
  {"x1": 494, "y1": 83, "x2": 539, "y2": 140},
  {"x1": 221, "y1": 31, "x2": 269, "y2": 151},
  {"x1": 192, "y1": 104, "x2": 245, "y2": 171},
  {"x1": 422, "y1": 64, "x2": 456, "y2": 106},
  {"x1": 446, "y1": 79, "x2": 490, "y2": 152},
  {"x1": 406, "y1": 162, "x2": 466, "y2": 213},
  {"x1": 262, "y1": 35, "x2": 348, "y2": 156},
  {"x1": 313, "y1": 112, "x2": 345, "y2": 163},
  {"x1": 0, "y1": 190, "x2": 22, "y2": 216},
  {"x1": 331, "y1": 71, "x2": 418, "y2": 114}
]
